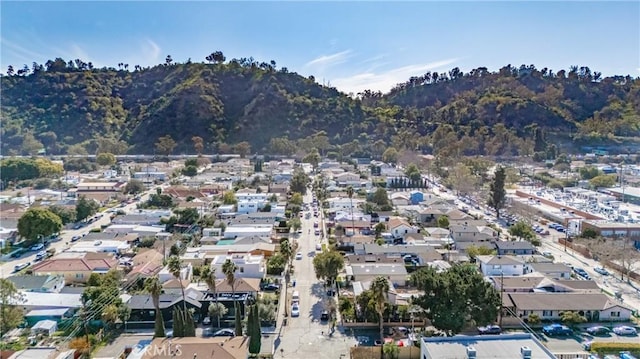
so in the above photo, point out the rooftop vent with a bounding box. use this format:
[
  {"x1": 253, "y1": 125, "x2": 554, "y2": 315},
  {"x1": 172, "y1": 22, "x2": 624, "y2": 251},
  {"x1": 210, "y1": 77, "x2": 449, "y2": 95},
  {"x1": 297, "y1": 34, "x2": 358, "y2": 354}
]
[
  {"x1": 466, "y1": 346, "x2": 477, "y2": 359},
  {"x1": 520, "y1": 346, "x2": 532, "y2": 359}
]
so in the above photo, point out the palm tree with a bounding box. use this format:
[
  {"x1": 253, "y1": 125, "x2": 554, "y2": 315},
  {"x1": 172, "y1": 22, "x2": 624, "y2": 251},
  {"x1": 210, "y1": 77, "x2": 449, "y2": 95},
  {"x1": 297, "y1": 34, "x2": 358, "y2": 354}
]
[
  {"x1": 201, "y1": 265, "x2": 221, "y2": 327},
  {"x1": 167, "y1": 256, "x2": 187, "y2": 313},
  {"x1": 222, "y1": 259, "x2": 241, "y2": 335},
  {"x1": 346, "y1": 186, "x2": 355, "y2": 238},
  {"x1": 144, "y1": 276, "x2": 165, "y2": 337},
  {"x1": 101, "y1": 304, "x2": 119, "y2": 332},
  {"x1": 370, "y1": 276, "x2": 390, "y2": 345}
]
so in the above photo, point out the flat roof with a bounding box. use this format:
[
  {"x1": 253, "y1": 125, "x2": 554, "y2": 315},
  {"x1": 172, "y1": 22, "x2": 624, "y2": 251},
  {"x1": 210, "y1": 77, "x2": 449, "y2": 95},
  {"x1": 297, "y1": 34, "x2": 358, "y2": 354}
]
[{"x1": 421, "y1": 333, "x2": 556, "y2": 359}]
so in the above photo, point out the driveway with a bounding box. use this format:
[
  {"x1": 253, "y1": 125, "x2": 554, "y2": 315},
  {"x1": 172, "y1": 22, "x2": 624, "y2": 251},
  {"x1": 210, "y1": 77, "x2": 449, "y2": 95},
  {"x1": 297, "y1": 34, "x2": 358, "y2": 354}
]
[{"x1": 94, "y1": 334, "x2": 153, "y2": 358}]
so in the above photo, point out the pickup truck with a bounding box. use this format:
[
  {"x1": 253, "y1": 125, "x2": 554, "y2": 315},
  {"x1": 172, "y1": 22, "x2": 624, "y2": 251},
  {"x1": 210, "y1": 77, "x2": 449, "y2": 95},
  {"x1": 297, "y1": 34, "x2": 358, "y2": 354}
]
[{"x1": 542, "y1": 324, "x2": 572, "y2": 336}]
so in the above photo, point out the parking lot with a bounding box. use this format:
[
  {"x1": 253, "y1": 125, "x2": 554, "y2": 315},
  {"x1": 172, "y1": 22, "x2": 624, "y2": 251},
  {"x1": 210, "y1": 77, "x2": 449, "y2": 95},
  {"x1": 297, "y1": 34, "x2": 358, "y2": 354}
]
[{"x1": 541, "y1": 330, "x2": 639, "y2": 354}]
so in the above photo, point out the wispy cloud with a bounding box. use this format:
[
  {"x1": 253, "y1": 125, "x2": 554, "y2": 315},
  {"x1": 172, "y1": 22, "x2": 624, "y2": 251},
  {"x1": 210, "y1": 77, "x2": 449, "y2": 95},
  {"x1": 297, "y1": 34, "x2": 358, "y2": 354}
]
[
  {"x1": 305, "y1": 50, "x2": 352, "y2": 68},
  {"x1": 332, "y1": 58, "x2": 459, "y2": 94},
  {"x1": 1, "y1": 37, "x2": 49, "y2": 61},
  {"x1": 141, "y1": 39, "x2": 161, "y2": 63}
]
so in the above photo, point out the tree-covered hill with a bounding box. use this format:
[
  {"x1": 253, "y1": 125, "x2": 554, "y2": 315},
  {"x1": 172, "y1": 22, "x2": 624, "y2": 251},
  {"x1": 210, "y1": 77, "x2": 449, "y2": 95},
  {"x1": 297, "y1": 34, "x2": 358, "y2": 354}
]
[{"x1": 2, "y1": 58, "x2": 638, "y2": 158}]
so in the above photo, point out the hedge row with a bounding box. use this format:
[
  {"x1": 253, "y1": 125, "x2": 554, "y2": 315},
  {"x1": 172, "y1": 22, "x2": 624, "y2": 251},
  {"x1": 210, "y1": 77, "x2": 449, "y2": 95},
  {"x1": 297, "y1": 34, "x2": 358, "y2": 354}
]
[{"x1": 591, "y1": 342, "x2": 640, "y2": 356}]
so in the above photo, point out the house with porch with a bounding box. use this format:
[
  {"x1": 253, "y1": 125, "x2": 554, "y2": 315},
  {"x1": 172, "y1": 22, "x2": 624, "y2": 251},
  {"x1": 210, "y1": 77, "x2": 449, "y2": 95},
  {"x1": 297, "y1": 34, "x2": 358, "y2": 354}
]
[
  {"x1": 504, "y1": 292, "x2": 633, "y2": 322},
  {"x1": 476, "y1": 255, "x2": 524, "y2": 277}
]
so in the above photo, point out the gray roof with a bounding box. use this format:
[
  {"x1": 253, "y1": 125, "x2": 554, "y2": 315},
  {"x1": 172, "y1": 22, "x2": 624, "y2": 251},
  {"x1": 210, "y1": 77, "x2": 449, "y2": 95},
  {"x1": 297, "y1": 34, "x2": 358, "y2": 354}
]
[
  {"x1": 528, "y1": 262, "x2": 572, "y2": 273},
  {"x1": 421, "y1": 333, "x2": 556, "y2": 359},
  {"x1": 82, "y1": 232, "x2": 120, "y2": 241},
  {"x1": 494, "y1": 241, "x2": 536, "y2": 251},
  {"x1": 477, "y1": 255, "x2": 523, "y2": 265},
  {"x1": 355, "y1": 243, "x2": 436, "y2": 256},
  {"x1": 506, "y1": 292, "x2": 628, "y2": 311},
  {"x1": 348, "y1": 264, "x2": 408, "y2": 277},
  {"x1": 6, "y1": 275, "x2": 59, "y2": 291}
]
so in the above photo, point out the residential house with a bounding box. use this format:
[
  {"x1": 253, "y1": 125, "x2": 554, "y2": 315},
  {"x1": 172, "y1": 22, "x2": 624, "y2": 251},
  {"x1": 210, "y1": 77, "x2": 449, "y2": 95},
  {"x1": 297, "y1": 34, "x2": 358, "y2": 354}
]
[
  {"x1": 450, "y1": 224, "x2": 496, "y2": 242},
  {"x1": 223, "y1": 225, "x2": 272, "y2": 240},
  {"x1": 505, "y1": 292, "x2": 633, "y2": 322},
  {"x1": 346, "y1": 263, "x2": 408, "y2": 286},
  {"x1": 140, "y1": 337, "x2": 249, "y2": 359},
  {"x1": 68, "y1": 239, "x2": 130, "y2": 254},
  {"x1": 494, "y1": 241, "x2": 536, "y2": 256},
  {"x1": 6, "y1": 275, "x2": 65, "y2": 293},
  {"x1": 125, "y1": 248, "x2": 164, "y2": 282},
  {"x1": 162, "y1": 278, "x2": 192, "y2": 295},
  {"x1": 387, "y1": 217, "x2": 419, "y2": 240},
  {"x1": 333, "y1": 171, "x2": 361, "y2": 186},
  {"x1": 210, "y1": 254, "x2": 265, "y2": 280},
  {"x1": 524, "y1": 262, "x2": 572, "y2": 279},
  {"x1": 327, "y1": 197, "x2": 363, "y2": 212},
  {"x1": 390, "y1": 192, "x2": 411, "y2": 206},
  {"x1": 126, "y1": 291, "x2": 203, "y2": 323},
  {"x1": 409, "y1": 191, "x2": 425, "y2": 205},
  {"x1": 31, "y1": 252, "x2": 118, "y2": 284},
  {"x1": 476, "y1": 255, "x2": 524, "y2": 277},
  {"x1": 489, "y1": 274, "x2": 601, "y2": 293},
  {"x1": 424, "y1": 227, "x2": 451, "y2": 240},
  {"x1": 12, "y1": 292, "x2": 82, "y2": 311}
]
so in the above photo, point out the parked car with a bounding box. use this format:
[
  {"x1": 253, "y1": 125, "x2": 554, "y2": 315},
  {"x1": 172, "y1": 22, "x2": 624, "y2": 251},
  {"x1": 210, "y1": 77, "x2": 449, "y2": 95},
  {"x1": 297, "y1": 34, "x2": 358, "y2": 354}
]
[
  {"x1": 291, "y1": 303, "x2": 300, "y2": 317},
  {"x1": 543, "y1": 324, "x2": 573, "y2": 336},
  {"x1": 212, "y1": 328, "x2": 235, "y2": 337},
  {"x1": 315, "y1": 243, "x2": 322, "y2": 251},
  {"x1": 594, "y1": 267, "x2": 610, "y2": 276},
  {"x1": 260, "y1": 283, "x2": 280, "y2": 292},
  {"x1": 13, "y1": 262, "x2": 30, "y2": 273},
  {"x1": 71, "y1": 235, "x2": 81, "y2": 242},
  {"x1": 10, "y1": 248, "x2": 26, "y2": 258},
  {"x1": 477, "y1": 325, "x2": 502, "y2": 335},
  {"x1": 30, "y1": 243, "x2": 44, "y2": 251},
  {"x1": 34, "y1": 251, "x2": 47, "y2": 261},
  {"x1": 613, "y1": 326, "x2": 637, "y2": 336},
  {"x1": 320, "y1": 310, "x2": 330, "y2": 321},
  {"x1": 295, "y1": 252, "x2": 303, "y2": 260},
  {"x1": 586, "y1": 326, "x2": 610, "y2": 336}
]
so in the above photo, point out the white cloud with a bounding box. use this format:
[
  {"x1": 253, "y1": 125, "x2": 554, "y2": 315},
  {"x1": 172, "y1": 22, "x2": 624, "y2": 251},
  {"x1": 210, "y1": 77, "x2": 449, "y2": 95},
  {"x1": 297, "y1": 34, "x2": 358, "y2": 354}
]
[
  {"x1": 305, "y1": 50, "x2": 352, "y2": 68},
  {"x1": 1, "y1": 37, "x2": 48, "y2": 61},
  {"x1": 332, "y1": 58, "x2": 459, "y2": 94},
  {"x1": 142, "y1": 39, "x2": 161, "y2": 63}
]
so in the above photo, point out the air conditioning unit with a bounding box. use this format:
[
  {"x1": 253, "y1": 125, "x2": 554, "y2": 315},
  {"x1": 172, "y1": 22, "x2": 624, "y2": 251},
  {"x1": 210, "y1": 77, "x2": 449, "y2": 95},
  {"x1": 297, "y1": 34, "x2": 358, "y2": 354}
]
[
  {"x1": 520, "y1": 346, "x2": 532, "y2": 359},
  {"x1": 466, "y1": 346, "x2": 477, "y2": 359}
]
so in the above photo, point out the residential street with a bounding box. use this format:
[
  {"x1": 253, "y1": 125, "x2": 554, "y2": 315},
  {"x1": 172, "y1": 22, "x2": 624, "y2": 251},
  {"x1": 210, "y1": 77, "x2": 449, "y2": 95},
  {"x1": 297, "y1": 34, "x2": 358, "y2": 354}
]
[{"x1": 275, "y1": 189, "x2": 353, "y2": 359}]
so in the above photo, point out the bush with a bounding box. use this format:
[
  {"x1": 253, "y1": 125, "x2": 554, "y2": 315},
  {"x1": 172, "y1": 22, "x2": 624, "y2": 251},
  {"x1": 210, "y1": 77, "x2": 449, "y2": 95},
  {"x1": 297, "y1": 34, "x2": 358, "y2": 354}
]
[
  {"x1": 590, "y1": 342, "x2": 640, "y2": 356},
  {"x1": 138, "y1": 237, "x2": 156, "y2": 248}
]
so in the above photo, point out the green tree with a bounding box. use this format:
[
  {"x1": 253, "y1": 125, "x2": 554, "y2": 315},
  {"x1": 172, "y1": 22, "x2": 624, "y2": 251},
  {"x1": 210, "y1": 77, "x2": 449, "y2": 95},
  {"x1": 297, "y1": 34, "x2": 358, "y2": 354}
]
[
  {"x1": 123, "y1": 179, "x2": 145, "y2": 194},
  {"x1": 579, "y1": 166, "x2": 601, "y2": 180},
  {"x1": 191, "y1": 136, "x2": 204, "y2": 155},
  {"x1": 581, "y1": 228, "x2": 598, "y2": 239},
  {"x1": 383, "y1": 342, "x2": 400, "y2": 359},
  {"x1": 144, "y1": 276, "x2": 165, "y2": 337},
  {"x1": 560, "y1": 311, "x2": 587, "y2": 328},
  {"x1": 509, "y1": 220, "x2": 538, "y2": 244},
  {"x1": 290, "y1": 217, "x2": 302, "y2": 232},
  {"x1": 0, "y1": 278, "x2": 25, "y2": 337},
  {"x1": 487, "y1": 166, "x2": 507, "y2": 219},
  {"x1": 101, "y1": 304, "x2": 120, "y2": 332},
  {"x1": 589, "y1": 174, "x2": 617, "y2": 188},
  {"x1": 372, "y1": 188, "x2": 389, "y2": 207},
  {"x1": 370, "y1": 276, "x2": 390, "y2": 344},
  {"x1": 200, "y1": 265, "x2": 221, "y2": 327},
  {"x1": 382, "y1": 147, "x2": 399, "y2": 164},
  {"x1": 437, "y1": 215, "x2": 450, "y2": 229},
  {"x1": 222, "y1": 191, "x2": 237, "y2": 205},
  {"x1": 313, "y1": 250, "x2": 345, "y2": 291},
  {"x1": 48, "y1": 205, "x2": 76, "y2": 225},
  {"x1": 290, "y1": 192, "x2": 304, "y2": 206},
  {"x1": 96, "y1": 152, "x2": 116, "y2": 167},
  {"x1": 290, "y1": 168, "x2": 309, "y2": 195},
  {"x1": 465, "y1": 245, "x2": 496, "y2": 259},
  {"x1": 17, "y1": 207, "x2": 62, "y2": 243},
  {"x1": 222, "y1": 259, "x2": 242, "y2": 336},
  {"x1": 404, "y1": 163, "x2": 421, "y2": 182},
  {"x1": 182, "y1": 165, "x2": 198, "y2": 177},
  {"x1": 208, "y1": 302, "x2": 228, "y2": 328},
  {"x1": 155, "y1": 135, "x2": 177, "y2": 156},
  {"x1": 248, "y1": 304, "x2": 261, "y2": 354},
  {"x1": 75, "y1": 195, "x2": 99, "y2": 222},
  {"x1": 167, "y1": 256, "x2": 188, "y2": 313},
  {"x1": 411, "y1": 265, "x2": 500, "y2": 335},
  {"x1": 302, "y1": 149, "x2": 321, "y2": 170},
  {"x1": 374, "y1": 222, "x2": 386, "y2": 238}
]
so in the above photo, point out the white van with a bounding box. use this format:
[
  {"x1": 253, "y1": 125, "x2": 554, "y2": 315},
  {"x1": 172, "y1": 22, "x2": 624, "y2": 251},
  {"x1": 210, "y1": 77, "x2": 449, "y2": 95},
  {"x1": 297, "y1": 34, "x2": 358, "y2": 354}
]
[{"x1": 292, "y1": 291, "x2": 300, "y2": 303}]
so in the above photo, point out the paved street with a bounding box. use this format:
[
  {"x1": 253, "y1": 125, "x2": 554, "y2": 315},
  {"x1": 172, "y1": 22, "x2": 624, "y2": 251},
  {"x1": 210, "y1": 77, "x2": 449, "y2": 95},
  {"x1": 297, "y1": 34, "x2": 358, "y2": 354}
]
[
  {"x1": 0, "y1": 188, "x2": 155, "y2": 278},
  {"x1": 275, "y1": 189, "x2": 354, "y2": 359}
]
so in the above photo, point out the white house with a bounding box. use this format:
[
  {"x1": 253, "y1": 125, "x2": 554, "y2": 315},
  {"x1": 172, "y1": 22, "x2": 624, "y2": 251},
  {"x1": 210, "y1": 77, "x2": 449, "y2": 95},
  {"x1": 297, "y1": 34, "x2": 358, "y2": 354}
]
[
  {"x1": 327, "y1": 197, "x2": 363, "y2": 211},
  {"x1": 68, "y1": 240, "x2": 130, "y2": 254},
  {"x1": 223, "y1": 225, "x2": 273, "y2": 240},
  {"x1": 210, "y1": 254, "x2": 265, "y2": 279},
  {"x1": 387, "y1": 218, "x2": 419, "y2": 239},
  {"x1": 476, "y1": 255, "x2": 524, "y2": 277}
]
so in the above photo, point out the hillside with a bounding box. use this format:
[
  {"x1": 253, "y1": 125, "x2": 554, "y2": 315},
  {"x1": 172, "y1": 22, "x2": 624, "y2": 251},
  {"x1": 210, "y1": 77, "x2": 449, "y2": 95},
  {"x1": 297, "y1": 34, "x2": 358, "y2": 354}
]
[{"x1": 1, "y1": 59, "x2": 638, "y2": 157}]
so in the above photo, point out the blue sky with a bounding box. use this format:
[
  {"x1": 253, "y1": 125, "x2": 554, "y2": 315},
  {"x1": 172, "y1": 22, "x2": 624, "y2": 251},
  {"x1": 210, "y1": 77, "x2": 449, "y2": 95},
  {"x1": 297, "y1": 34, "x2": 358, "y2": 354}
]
[{"x1": 2, "y1": 1, "x2": 639, "y2": 94}]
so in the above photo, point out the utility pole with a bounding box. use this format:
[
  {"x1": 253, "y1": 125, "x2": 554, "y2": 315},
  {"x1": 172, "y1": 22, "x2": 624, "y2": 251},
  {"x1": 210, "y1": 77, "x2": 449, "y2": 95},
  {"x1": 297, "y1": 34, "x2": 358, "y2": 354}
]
[{"x1": 499, "y1": 271, "x2": 504, "y2": 327}]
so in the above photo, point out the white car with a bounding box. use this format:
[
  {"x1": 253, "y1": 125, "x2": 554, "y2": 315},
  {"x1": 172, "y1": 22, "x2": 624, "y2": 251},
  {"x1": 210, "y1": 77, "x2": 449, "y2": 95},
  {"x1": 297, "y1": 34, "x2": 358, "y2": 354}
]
[
  {"x1": 613, "y1": 326, "x2": 637, "y2": 336},
  {"x1": 291, "y1": 303, "x2": 300, "y2": 317},
  {"x1": 295, "y1": 252, "x2": 303, "y2": 260},
  {"x1": 315, "y1": 243, "x2": 322, "y2": 251},
  {"x1": 30, "y1": 243, "x2": 44, "y2": 251}
]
